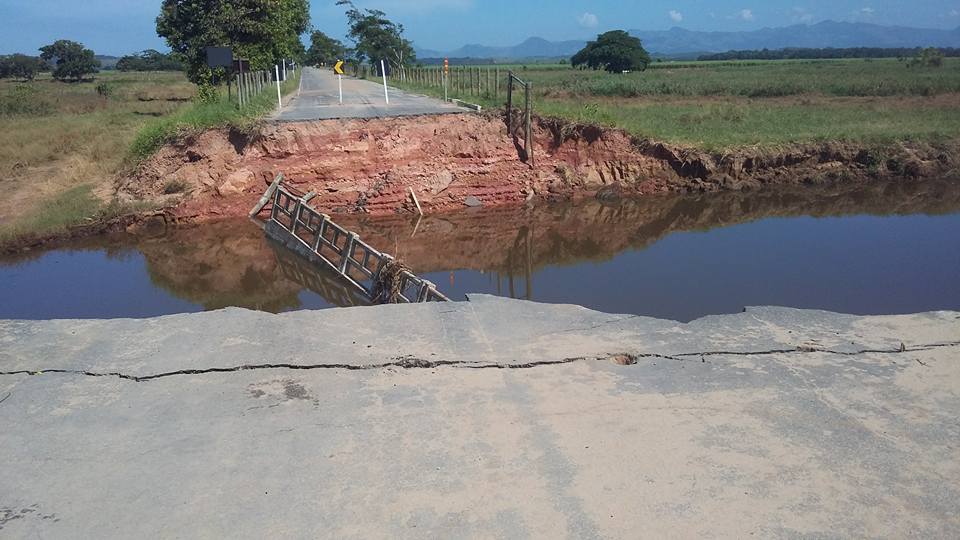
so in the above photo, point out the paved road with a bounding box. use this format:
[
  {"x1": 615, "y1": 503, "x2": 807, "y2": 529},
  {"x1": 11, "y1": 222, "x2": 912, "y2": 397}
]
[
  {"x1": 273, "y1": 66, "x2": 464, "y2": 121},
  {"x1": 2, "y1": 297, "x2": 960, "y2": 537}
]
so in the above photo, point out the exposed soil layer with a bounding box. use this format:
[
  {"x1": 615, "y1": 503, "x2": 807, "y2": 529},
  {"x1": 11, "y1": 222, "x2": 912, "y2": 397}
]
[{"x1": 116, "y1": 112, "x2": 960, "y2": 223}]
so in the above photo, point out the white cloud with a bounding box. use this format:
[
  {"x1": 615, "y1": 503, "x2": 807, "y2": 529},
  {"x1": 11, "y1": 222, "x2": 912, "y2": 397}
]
[
  {"x1": 669, "y1": 10, "x2": 683, "y2": 22},
  {"x1": 860, "y1": 7, "x2": 875, "y2": 15},
  {"x1": 577, "y1": 12, "x2": 599, "y2": 29},
  {"x1": 792, "y1": 7, "x2": 814, "y2": 23},
  {"x1": 740, "y1": 9, "x2": 755, "y2": 21},
  {"x1": 951, "y1": 9, "x2": 960, "y2": 17}
]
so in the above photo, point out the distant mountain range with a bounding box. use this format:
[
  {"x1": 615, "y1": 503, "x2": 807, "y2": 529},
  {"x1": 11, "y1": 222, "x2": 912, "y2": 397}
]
[{"x1": 416, "y1": 21, "x2": 960, "y2": 60}]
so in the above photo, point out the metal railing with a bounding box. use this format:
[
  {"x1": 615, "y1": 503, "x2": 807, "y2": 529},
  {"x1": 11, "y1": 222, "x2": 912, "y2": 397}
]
[
  {"x1": 507, "y1": 72, "x2": 534, "y2": 166},
  {"x1": 267, "y1": 184, "x2": 449, "y2": 303}
]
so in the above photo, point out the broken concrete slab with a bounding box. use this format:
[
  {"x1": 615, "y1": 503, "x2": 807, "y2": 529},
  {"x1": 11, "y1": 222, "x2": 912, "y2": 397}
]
[{"x1": 1, "y1": 297, "x2": 958, "y2": 538}]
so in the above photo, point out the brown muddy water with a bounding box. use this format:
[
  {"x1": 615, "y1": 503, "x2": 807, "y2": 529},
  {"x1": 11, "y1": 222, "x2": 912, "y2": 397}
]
[{"x1": 1, "y1": 179, "x2": 959, "y2": 322}]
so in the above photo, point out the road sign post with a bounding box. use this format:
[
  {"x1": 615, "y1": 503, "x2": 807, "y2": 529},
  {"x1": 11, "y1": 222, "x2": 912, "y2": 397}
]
[
  {"x1": 334, "y1": 60, "x2": 345, "y2": 105},
  {"x1": 275, "y1": 65, "x2": 282, "y2": 108},
  {"x1": 444, "y1": 58, "x2": 449, "y2": 102},
  {"x1": 381, "y1": 59, "x2": 389, "y2": 105}
]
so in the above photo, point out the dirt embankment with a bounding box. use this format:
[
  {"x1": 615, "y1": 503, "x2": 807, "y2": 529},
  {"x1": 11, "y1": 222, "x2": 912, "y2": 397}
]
[{"x1": 120, "y1": 112, "x2": 959, "y2": 222}]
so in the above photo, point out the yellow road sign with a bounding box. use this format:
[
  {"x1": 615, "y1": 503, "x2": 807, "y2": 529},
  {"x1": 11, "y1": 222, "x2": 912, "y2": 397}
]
[{"x1": 334, "y1": 60, "x2": 345, "y2": 75}]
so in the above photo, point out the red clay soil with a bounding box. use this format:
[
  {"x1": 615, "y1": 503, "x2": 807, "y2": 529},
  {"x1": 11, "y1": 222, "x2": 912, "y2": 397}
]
[{"x1": 117, "y1": 112, "x2": 959, "y2": 222}]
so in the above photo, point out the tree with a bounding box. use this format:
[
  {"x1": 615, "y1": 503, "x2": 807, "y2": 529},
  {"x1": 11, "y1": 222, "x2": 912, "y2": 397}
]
[
  {"x1": 907, "y1": 47, "x2": 945, "y2": 68},
  {"x1": 39, "y1": 40, "x2": 100, "y2": 81},
  {"x1": 116, "y1": 50, "x2": 184, "y2": 72},
  {"x1": 571, "y1": 31, "x2": 650, "y2": 73},
  {"x1": 304, "y1": 31, "x2": 346, "y2": 67},
  {"x1": 0, "y1": 54, "x2": 46, "y2": 80},
  {"x1": 336, "y1": 1, "x2": 415, "y2": 78},
  {"x1": 156, "y1": 0, "x2": 310, "y2": 84}
]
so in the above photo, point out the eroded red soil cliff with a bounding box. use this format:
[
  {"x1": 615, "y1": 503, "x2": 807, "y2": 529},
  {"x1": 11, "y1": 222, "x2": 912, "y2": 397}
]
[{"x1": 119, "y1": 112, "x2": 959, "y2": 222}]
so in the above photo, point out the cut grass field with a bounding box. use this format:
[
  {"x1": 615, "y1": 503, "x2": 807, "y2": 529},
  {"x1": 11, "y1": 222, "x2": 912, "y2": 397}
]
[
  {"x1": 380, "y1": 58, "x2": 960, "y2": 150},
  {"x1": 0, "y1": 70, "x2": 299, "y2": 248}
]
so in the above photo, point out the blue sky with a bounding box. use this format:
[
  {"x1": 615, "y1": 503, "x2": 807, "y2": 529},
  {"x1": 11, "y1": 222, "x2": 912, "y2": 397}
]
[{"x1": 2, "y1": 0, "x2": 959, "y2": 55}]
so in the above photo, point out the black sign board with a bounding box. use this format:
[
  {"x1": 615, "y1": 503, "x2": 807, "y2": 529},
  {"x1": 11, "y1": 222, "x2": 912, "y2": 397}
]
[{"x1": 205, "y1": 47, "x2": 233, "y2": 68}]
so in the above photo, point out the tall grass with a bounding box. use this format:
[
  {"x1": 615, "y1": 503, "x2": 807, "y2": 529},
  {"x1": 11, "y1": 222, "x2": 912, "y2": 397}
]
[
  {"x1": 523, "y1": 58, "x2": 960, "y2": 98},
  {"x1": 398, "y1": 58, "x2": 960, "y2": 99},
  {"x1": 536, "y1": 100, "x2": 960, "y2": 150},
  {"x1": 388, "y1": 59, "x2": 960, "y2": 150},
  {"x1": 129, "y1": 71, "x2": 301, "y2": 161}
]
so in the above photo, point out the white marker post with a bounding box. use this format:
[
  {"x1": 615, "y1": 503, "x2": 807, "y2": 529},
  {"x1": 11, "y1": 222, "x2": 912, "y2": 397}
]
[
  {"x1": 282, "y1": 58, "x2": 287, "y2": 81},
  {"x1": 381, "y1": 59, "x2": 389, "y2": 105},
  {"x1": 275, "y1": 65, "x2": 282, "y2": 108},
  {"x1": 338, "y1": 74, "x2": 343, "y2": 104}
]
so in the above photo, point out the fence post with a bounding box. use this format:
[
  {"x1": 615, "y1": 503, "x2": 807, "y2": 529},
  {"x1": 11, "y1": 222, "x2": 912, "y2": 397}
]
[
  {"x1": 236, "y1": 74, "x2": 243, "y2": 109},
  {"x1": 495, "y1": 67, "x2": 500, "y2": 98}
]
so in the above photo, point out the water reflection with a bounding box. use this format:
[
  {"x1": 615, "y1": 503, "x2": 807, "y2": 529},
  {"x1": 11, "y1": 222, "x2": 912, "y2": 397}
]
[
  {"x1": 1, "y1": 179, "x2": 958, "y2": 320},
  {"x1": 338, "y1": 178, "x2": 960, "y2": 299}
]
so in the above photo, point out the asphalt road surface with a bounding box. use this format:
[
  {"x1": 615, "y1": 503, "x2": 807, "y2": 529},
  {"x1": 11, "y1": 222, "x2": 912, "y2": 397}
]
[
  {"x1": 273, "y1": 66, "x2": 464, "y2": 121},
  {"x1": 3, "y1": 297, "x2": 960, "y2": 537}
]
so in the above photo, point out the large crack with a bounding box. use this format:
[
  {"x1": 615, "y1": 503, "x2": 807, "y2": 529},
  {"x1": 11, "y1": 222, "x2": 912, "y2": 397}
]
[{"x1": 0, "y1": 342, "x2": 956, "y2": 383}]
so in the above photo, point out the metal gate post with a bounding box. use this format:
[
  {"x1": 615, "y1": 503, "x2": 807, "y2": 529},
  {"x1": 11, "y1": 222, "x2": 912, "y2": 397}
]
[
  {"x1": 524, "y1": 82, "x2": 533, "y2": 165},
  {"x1": 507, "y1": 73, "x2": 514, "y2": 135}
]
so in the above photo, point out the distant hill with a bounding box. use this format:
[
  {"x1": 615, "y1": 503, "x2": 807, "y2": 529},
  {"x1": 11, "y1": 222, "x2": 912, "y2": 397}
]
[
  {"x1": 96, "y1": 55, "x2": 119, "y2": 70},
  {"x1": 416, "y1": 21, "x2": 960, "y2": 60},
  {"x1": 417, "y1": 37, "x2": 586, "y2": 60},
  {"x1": 631, "y1": 21, "x2": 960, "y2": 55}
]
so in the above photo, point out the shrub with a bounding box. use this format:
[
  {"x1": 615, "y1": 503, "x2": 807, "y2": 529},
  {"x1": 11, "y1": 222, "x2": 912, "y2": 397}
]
[
  {"x1": 163, "y1": 179, "x2": 189, "y2": 194},
  {"x1": 0, "y1": 85, "x2": 53, "y2": 116}
]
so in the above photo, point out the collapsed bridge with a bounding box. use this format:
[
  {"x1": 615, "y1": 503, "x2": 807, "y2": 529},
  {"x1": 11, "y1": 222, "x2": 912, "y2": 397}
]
[{"x1": 252, "y1": 175, "x2": 450, "y2": 304}]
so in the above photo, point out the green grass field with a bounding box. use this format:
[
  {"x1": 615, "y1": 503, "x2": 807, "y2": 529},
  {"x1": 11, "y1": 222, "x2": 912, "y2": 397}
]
[
  {"x1": 384, "y1": 58, "x2": 960, "y2": 150},
  {"x1": 0, "y1": 69, "x2": 298, "y2": 247}
]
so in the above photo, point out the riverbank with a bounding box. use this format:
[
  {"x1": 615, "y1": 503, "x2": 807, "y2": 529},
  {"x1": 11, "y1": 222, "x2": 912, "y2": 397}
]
[
  {"x1": 119, "y1": 112, "x2": 959, "y2": 221},
  {"x1": 2, "y1": 297, "x2": 959, "y2": 537}
]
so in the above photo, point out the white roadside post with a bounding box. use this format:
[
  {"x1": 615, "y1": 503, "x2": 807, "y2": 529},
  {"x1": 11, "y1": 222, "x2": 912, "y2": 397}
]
[
  {"x1": 381, "y1": 59, "x2": 389, "y2": 105},
  {"x1": 275, "y1": 65, "x2": 282, "y2": 108},
  {"x1": 282, "y1": 58, "x2": 287, "y2": 81},
  {"x1": 338, "y1": 74, "x2": 343, "y2": 104}
]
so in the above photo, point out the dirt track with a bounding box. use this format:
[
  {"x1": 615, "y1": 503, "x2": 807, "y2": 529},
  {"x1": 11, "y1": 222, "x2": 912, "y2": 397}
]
[{"x1": 118, "y1": 112, "x2": 959, "y2": 223}]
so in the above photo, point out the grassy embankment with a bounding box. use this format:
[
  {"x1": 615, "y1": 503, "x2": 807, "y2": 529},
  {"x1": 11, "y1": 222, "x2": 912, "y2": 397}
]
[
  {"x1": 0, "y1": 70, "x2": 299, "y2": 248},
  {"x1": 377, "y1": 58, "x2": 960, "y2": 150}
]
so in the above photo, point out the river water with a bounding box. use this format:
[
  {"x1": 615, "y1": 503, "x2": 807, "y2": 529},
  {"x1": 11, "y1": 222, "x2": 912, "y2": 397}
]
[{"x1": 2, "y1": 179, "x2": 958, "y2": 322}]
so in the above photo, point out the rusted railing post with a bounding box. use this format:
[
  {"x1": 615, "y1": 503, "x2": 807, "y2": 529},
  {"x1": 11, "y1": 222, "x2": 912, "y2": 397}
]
[
  {"x1": 313, "y1": 213, "x2": 329, "y2": 252},
  {"x1": 418, "y1": 280, "x2": 438, "y2": 302},
  {"x1": 339, "y1": 232, "x2": 359, "y2": 274}
]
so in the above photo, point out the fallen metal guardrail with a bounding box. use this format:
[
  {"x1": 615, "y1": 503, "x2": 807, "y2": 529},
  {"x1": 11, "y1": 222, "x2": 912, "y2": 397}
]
[{"x1": 253, "y1": 176, "x2": 449, "y2": 304}]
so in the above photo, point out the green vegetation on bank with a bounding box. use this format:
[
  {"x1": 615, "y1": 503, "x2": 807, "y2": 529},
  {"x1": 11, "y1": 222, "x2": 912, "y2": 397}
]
[
  {"x1": 130, "y1": 69, "x2": 300, "y2": 161},
  {"x1": 0, "y1": 72, "x2": 195, "y2": 246},
  {"x1": 374, "y1": 57, "x2": 960, "y2": 150}
]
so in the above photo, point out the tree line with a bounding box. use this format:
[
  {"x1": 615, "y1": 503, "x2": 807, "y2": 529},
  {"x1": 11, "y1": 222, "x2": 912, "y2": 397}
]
[
  {"x1": 698, "y1": 47, "x2": 960, "y2": 62},
  {"x1": 116, "y1": 50, "x2": 183, "y2": 72},
  {"x1": 0, "y1": 40, "x2": 100, "y2": 81}
]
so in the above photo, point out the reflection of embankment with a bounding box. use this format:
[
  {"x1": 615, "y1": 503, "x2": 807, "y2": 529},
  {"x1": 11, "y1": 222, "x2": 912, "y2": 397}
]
[
  {"x1": 136, "y1": 220, "x2": 367, "y2": 311},
  {"x1": 339, "y1": 179, "x2": 960, "y2": 276}
]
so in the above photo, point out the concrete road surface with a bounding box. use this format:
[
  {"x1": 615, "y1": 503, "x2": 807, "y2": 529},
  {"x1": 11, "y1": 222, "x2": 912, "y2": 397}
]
[
  {"x1": 273, "y1": 66, "x2": 464, "y2": 121},
  {"x1": 2, "y1": 296, "x2": 960, "y2": 538}
]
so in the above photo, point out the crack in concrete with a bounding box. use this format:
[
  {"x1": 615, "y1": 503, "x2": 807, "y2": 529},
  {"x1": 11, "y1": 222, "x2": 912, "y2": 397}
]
[{"x1": 0, "y1": 342, "x2": 956, "y2": 383}]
